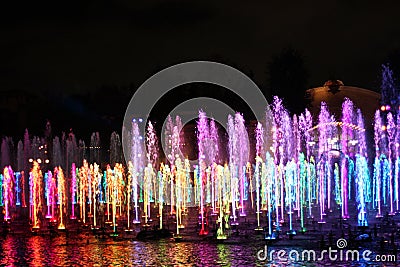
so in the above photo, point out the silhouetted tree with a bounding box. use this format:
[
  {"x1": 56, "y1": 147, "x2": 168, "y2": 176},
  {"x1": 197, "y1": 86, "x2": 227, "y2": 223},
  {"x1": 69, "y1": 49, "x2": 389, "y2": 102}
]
[
  {"x1": 267, "y1": 47, "x2": 308, "y2": 114},
  {"x1": 386, "y1": 49, "x2": 400, "y2": 82},
  {"x1": 380, "y1": 63, "x2": 399, "y2": 113}
]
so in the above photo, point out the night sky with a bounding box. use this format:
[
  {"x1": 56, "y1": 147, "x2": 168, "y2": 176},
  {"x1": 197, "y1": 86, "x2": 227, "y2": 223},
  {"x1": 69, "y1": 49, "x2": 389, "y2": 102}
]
[{"x1": 1, "y1": 1, "x2": 400, "y2": 140}]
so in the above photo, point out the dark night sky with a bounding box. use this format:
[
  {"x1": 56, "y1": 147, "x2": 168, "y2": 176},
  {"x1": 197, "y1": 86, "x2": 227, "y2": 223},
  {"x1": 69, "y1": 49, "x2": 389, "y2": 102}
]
[{"x1": 1, "y1": 0, "x2": 400, "y2": 138}]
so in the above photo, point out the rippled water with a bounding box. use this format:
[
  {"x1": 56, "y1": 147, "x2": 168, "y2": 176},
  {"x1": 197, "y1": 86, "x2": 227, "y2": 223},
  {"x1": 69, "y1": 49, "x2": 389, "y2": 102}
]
[
  {"x1": 0, "y1": 233, "x2": 396, "y2": 266},
  {"x1": 0, "y1": 234, "x2": 261, "y2": 266}
]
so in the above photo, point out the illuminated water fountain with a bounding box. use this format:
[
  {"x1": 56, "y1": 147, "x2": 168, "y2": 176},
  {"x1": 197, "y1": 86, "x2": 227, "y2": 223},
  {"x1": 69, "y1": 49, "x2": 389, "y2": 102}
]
[
  {"x1": 316, "y1": 102, "x2": 332, "y2": 223},
  {"x1": 130, "y1": 120, "x2": 144, "y2": 225},
  {"x1": 70, "y1": 163, "x2": 77, "y2": 219},
  {"x1": 44, "y1": 170, "x2": 56, "y2": 220},
  {"x1": 355, "y1": 109, "x2": 370, "y2": 226},
  {"x1": 3, "y1": 166, "x2": 14, "y2": 221},
  {"x1": 373, "y1": 110, "x2": 391, "y2": 218},
  {"x1": 1, "y1": 95, "x2": 399, "y2": 240},
  {"x1": 78, "y1": 160, "x2": 89, "y2": 224},
  {"x1": 254, "y1": 122, "x2": 264, "y2": 231},
  {"x1": 55, "y1": 167, "x2": 66, "y2": 230},
  {"x1": 91, "y1": 163, "x2": 101, "y2": 228},
  {"x1": 197, "y1": 111, "x2": 209, "y2": 235},
  {"x1": 29, "y1": 161, "x2": 43, "y2": 230},
  {"x1": 173, "y1": 158, "x2": 188, "y2": 239}
]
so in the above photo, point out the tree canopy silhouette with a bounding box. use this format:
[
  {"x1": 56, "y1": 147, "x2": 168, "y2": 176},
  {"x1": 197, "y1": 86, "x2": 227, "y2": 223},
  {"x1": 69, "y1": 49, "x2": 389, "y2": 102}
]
[{"x1": 267, "y1": 47, "x2": 309, "y2": 114}]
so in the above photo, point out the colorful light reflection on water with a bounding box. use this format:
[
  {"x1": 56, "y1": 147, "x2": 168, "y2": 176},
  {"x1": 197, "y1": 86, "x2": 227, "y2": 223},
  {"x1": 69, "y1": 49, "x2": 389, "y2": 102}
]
[
  {"x1": 0, "y1": 234, "x2": 258, "y2": 266},
  {"x1": 0, "y1": 234, "x2": 385, "y2": 267}
]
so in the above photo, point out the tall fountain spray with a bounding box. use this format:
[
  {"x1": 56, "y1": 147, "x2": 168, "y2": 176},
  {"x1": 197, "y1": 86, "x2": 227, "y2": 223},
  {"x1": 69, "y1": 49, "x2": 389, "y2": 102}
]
[
  {"x1": 92, "y1": 163, "x2": 100, "y2": 227},
  {"x1": 341, "y1": 98, "x2": 355, "y2": 219},
  {"x1": 281, "y1": 109, "x2": 295, "y2": 228},
  {"x1": 216, "y1": 164, "x2": 228, "y2": 240},
  {"x1": 3, "y1": 166, "x2": 14, "y2": 221},
  {"x1": 236, "y1": 115, "x2": 249, "y2": 217},
  {"x1": 56, "y1": 167, "x2": 66, "y2": 230},
  {"x1": 45, "y1": 170, "x2": 55, "y2": 220},
  {"x1": 146, "y1": 121, "x2": 159, "y2": 226},
  {"x1": 285, "y1": 159, "x2": 297, "y2": 235},
  {"x1": 143, "y1": 163, "x2": 155, "y2": 225},
  {"x1": 131, "y1": 120, "x2": 144, "y2": 224},
  {"x1": 317, "y1": 102, "x2": 331, "y2": 223},
  {"x1": 395, "y1": 112, "x2": 400, "y2": 212},
  {"x1": 79, "y1": 160, "x2": 89, "y2": 224},
  {"x1": 293, "y1": 114, "x2": 306, "y2": 233},
  {"x1": 146, "y1": 121, "x2": 159, "y2": 169},
  {"x1": 159, "y1": 163, "x2": 170, "y2": 229},
  {"x1": 66, "y1": 130, "x2": 78, "y2": 176},
  {"x1": 89, "y1": 132, "x2": 101, "y2": 164},
  {"x1": 20, "y1": 129, "x2": 30, "y2": 207},
  {"x1": 167, "y1": 117, "x2": 183, "y2": 216},
  {"x1": 0, "y1": 173, "x2": 3, "y2": 208},
  {"x1": 355, "y1": 109, "x2": 370, "y2": 226},
  {"x1": 299, "y1": 109, "x2": 314, "y2": 219},
  {"x1": 16, "y1": 140, "x2": 23, "y2": 208},
  {"x1": 110, "y1": 132, "x2": 122, "y2": 167},
  {"x1": 264, "y1": 152, "x2": 277, "y2": 240},
  {"x1": 254, "y1": 122, "x2": 264, "y2": 231},
  {"x1": 298, "y1": 152, "x2": 307, "y2": 232},
  {"x1": 30, "y1": 161, "x2": 43, "y2": 230},
  {"x1": 108, "y1": 164, "x2": 118, "y2": 235},
  {"x1": 197, "y1": 111, "x2": 209, "y2": 235},
  {"x1": 70, "y1": 163, "x2": 77, "y2": 219},
  {"x1": 53, "y1": 136, "x2": 62, "y2": 169},
  {"x1": 127, "y1": 161, "x2": 133, "y2": 229},
  {"x1": 209, "y1": 119, "x2": 219, "y2": 215},
  {"x1": 174, "y1": 158, "x2": 185, "y2": 239},
  {"x1": 387, "y1": 112, "x2": 396, "y2": 215},
  {"x1": 373, "y1": 110, "x2": 384, "y2": 217},
  {"x1": 272, "y1": 96, "x2": 287, "y2": 225},
  {"x1": 15, "y1": 171, "x2": 21, "y2": 207}
]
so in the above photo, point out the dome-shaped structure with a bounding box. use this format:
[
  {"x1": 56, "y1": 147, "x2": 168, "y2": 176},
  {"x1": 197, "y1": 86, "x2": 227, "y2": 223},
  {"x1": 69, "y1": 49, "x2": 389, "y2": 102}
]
[{"x1": 305, "y1": 80, "x2": 381, "y2": 129}]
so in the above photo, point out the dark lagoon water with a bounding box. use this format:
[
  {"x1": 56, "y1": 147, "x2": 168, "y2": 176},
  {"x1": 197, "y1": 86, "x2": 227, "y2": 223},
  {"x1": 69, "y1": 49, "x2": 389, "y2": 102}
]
[
  {"x1": 0, "y1": 234, "x2": 260, "y2": 266},
  {"x1": 0, "y1": 233, "x2": 397, "y2": 267}
]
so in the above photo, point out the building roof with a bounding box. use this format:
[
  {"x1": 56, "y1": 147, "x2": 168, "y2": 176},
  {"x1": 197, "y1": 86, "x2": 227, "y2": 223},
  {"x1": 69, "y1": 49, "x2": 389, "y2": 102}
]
[{"x1": 305, "y1": 80, "x2": 381, "y2": 129}]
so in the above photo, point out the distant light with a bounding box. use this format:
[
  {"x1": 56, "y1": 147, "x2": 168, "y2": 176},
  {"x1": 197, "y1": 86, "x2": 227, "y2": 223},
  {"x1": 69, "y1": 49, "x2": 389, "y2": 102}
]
[
  {"x1": 381, "y1": 105, "x2": 385, "y2": 111},
  {"x1": 382, "y1": 125, "x2": 386, "y2": 131},
  {"x1": 37, "y1": 159, "x2": 42, "y2": 164},
  {"x1": 386, "y1": 105, "x2": 391, "y2": 110},
  {"x1": 329, "y1": 150, "x2": 340, "y2": 158},
  {"x1": 28, "y1": 158, "x2": 33, "y2": 163},
  {"x1": 139, "y1": 118, "x2": 143, "y2": 123},
  {"x1": 349, "y1": 140, "x2": 358, "y2": 146},
  {"x1": 45, "y1": 159, "x2": 50, "y2": 164}
]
